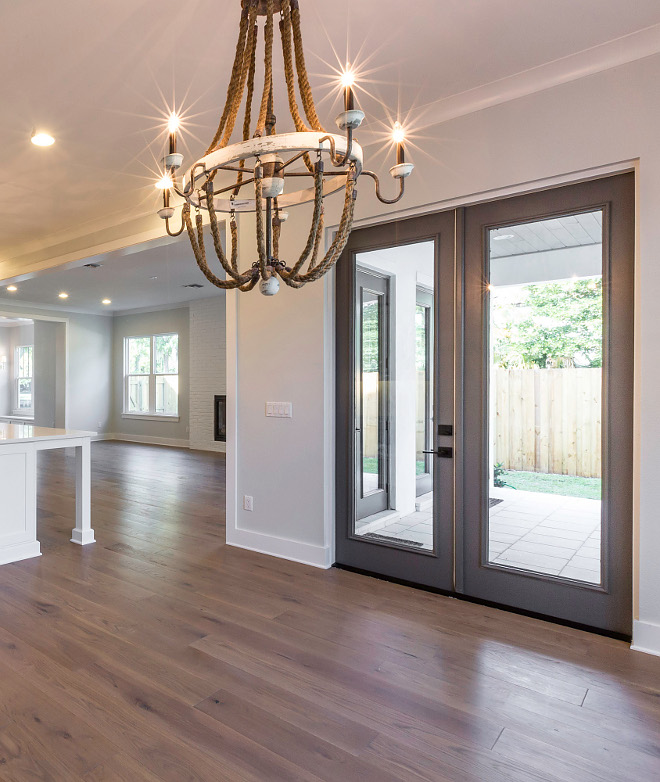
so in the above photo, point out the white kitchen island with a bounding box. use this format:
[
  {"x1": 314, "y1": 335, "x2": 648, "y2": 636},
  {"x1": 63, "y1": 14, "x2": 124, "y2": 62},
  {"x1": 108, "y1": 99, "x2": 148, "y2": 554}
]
[{"x1": 0, "y1": 423, "x2": 96, "y2": 565}]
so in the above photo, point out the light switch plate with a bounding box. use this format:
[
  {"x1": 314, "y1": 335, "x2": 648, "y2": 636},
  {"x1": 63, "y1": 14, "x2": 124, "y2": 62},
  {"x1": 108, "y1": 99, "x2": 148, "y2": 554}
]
[{"x1": 265, "y1": 402, "x2": 293, "y2": 418}]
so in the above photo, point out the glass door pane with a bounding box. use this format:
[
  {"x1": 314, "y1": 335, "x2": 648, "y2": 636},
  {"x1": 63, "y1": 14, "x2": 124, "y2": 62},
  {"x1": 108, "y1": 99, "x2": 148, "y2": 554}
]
[
  {"x1": 416, "y1": 290, "x2": 433, "y2": 497},
  {"x1": 487, "y1": 211, "x2": 603, "y2": 584},
  {"x1": 354, "y1": 271, "x2": 389, "y2": 522},
  {"x1": 353, "y1": 243, "x2": 435, "y2": 552},
  {"x1": 359, "y1": 285, "x2": 387, "y2": 505}
]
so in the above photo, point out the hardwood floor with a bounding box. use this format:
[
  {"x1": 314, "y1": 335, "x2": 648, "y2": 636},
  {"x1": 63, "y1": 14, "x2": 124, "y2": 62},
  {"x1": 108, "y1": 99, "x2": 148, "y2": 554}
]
[{"x1": 0, "y1": 441, "x2": 658, "y2": 780}]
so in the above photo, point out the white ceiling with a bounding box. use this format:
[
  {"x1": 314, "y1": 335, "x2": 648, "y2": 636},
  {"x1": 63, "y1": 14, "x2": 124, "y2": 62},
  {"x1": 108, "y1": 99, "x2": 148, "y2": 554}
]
[
  {"x1": 0, "y1": 318, "x2": 34, "y2": 328},
  {"x1": 0, "y1": 234, "x2": 223, "y2": 315},
  {"x1": 490, "y1": 211, "x2": 603, "y2": 258},
  {"x1": 1, "y1": 0, "x2": 658, "y2": 296}
]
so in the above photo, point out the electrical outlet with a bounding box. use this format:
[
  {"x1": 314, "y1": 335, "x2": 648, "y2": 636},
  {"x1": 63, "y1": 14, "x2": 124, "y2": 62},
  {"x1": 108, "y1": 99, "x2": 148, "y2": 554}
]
[{"x1": 243, "y1": 495, "x2": 254, "y2": 511}]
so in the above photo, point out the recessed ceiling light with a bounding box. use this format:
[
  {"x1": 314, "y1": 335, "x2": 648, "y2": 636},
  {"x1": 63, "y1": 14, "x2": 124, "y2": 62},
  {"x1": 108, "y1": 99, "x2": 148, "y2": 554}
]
[
  {"x1": 31, "y1": 132, "x2": 55, "y2": 147},
  {"x1": 150, "y1": 276, "x2": 158, "y2": 280},
  {"x1": 58, "y1": 292, "x2": 69, "y2": 299},
  {"x1": 6, "y1": 285, "x2": 17, "y2": 292},
  {"x1": 492, "y1": 233, "x2": 515, "y2": 241},
  {"x1": 102, "y1": 299, "x2": 112, "y2": 305}
]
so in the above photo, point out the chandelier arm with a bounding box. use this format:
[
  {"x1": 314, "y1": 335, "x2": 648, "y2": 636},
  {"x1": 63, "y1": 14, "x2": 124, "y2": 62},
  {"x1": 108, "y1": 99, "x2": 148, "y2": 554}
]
[
  {"x1": 318, "y1": 131, "x2": 353, "y2": 168},
  {"x1": 360, "y1": 169, "x2": 406, "y2": 205},
  {"x1": 164, "y1": 210, "x2": 185, "y2": 237},
  {"x1": 255, "y1": 0, "x2": 275, "y2": 137},
  {"x1": 290, "y1": 0, "x2": 324, "y2": 132},
  {"x1": 212, "y1": 176, "x2": 256, "y2": 198},
  {"x1": 278, "y1": 150, "x2": 308, "y2": 171},
  {"x1": 221, "y1": 3, "x2": 260, "y2": 150},
  {"x1": 283, "y1": 162, "x2": 324, "y2": 278},
  {"x1": 183, "y1": 206, "x2": 249, "y2": 290},
  {"x1": 206, "y1": 182, "x2": 246, "y2": 282},
  {"x1": 205, "y1": 6, "x2": 251, "y2": 155}
]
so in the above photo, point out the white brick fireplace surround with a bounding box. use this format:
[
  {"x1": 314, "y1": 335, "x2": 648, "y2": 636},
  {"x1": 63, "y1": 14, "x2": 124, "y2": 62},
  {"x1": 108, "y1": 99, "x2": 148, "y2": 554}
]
[{"x1": 189, "y1": 297, "x2": 227, "y2": 453}]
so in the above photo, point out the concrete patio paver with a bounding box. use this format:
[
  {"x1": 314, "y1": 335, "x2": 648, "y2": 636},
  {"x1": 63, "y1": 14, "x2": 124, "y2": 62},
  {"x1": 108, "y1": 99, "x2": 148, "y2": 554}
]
[{"x1": 355, "y1": 484, "x2": 601, "y2": 585}]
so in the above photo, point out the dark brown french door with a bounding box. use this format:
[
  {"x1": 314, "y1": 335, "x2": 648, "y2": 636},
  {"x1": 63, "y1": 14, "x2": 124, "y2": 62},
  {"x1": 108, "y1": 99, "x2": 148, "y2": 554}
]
[{"x1": 336, "y1": 172, "x2": 634, "y2": 638}]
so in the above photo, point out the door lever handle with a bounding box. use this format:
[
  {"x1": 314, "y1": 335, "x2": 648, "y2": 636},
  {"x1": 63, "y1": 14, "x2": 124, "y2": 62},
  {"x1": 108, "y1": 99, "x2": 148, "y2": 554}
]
[{"x1": 423, "y1": 447, "x2": 453, "y2": 458}]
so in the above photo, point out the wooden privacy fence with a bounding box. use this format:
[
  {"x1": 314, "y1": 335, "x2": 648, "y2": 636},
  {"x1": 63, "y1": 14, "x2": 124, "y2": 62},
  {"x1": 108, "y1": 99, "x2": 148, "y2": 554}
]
[{"x1": 493, "y1": 367, "x2": 602, "y2": 478}]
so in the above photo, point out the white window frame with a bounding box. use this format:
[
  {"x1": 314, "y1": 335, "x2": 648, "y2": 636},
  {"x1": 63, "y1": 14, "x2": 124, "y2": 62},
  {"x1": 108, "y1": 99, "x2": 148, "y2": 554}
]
[
  {"x1": 123, "y1": 333, "x2": 179, "y2": 421},
  {"x1": 13, "y1": 344, "x2": 34, "y2": 416}
]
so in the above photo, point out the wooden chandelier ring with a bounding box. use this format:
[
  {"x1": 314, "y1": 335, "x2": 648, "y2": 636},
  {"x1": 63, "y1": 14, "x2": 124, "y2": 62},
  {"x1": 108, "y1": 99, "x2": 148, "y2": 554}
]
[{"x1": 183, "y1": 131, "x2": 362, "y2": 213}]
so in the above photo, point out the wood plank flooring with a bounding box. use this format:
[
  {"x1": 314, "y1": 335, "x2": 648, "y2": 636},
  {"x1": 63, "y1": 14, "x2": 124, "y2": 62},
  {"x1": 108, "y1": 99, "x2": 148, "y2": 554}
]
[{"x1": 0, "y1": 441, "x2": 658, "y2": 780}]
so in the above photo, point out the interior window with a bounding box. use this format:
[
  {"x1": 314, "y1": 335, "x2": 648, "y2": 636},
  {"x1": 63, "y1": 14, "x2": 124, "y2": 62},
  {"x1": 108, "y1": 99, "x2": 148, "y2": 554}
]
[{"x1": 124, "y1": 333, "x2": 178, "y2": 417}]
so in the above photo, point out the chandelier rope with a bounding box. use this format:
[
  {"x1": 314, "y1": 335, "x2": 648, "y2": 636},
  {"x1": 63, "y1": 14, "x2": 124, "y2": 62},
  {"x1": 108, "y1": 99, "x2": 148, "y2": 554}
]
[{"x1": 156, "y1": 0, "x2": 413, "y2": 295}]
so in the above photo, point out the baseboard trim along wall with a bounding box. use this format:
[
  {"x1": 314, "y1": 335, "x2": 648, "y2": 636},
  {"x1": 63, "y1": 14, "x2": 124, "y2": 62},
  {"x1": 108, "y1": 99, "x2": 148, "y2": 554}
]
[
  {"x1": 631, "y1": 619, "x2": 660, "y2": 657},
  {"x1": 107, "y1": 433, "x2": 190, "y2": 449},
  {"x1": 226, "y1": 526, "x2": 333, "y2": 569}
]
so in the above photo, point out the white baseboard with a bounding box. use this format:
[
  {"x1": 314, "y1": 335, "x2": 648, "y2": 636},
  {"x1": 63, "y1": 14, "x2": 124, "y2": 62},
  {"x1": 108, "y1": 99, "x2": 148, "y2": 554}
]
[
  {"x1": 189, "y1": 441, "x2": 227, "y2": 453},
  {"x1": 107, "y1": 433, "x2": 190, "y2": 449},
  {"x1": 0, "y1": 541, "x2": 41, "y2": 566},
  {"x1": 226, "y1": 526, "x2": 332, "y2": 569},
  {"x1": 631, "y1": 620, "x2": 660, "y2": 657}
]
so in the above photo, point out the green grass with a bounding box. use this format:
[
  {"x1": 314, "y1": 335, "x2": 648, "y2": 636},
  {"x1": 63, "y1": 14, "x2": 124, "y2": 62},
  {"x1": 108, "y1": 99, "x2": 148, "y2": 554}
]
[
  {"x1": 363, "y1": 458, "x2": 426, "y2": 476},
  {"x1": 363, "y1": 457, "x2": 599, "y2": 500},
  {"x1": 500, "y1": 470, "x2": 601, "y2": 500}
]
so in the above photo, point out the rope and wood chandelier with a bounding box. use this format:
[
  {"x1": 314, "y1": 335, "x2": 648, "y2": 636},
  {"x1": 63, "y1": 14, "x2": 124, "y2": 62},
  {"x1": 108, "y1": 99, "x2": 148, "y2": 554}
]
[{"x1": 156, "y1": 0, "x2": 413, "y2": 295}]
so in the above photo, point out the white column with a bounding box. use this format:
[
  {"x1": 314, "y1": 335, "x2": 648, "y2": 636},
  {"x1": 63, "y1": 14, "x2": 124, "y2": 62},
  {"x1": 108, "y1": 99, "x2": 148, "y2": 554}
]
[{"x1": 71, "y1": 437, "x2": 95, "y2": 545}]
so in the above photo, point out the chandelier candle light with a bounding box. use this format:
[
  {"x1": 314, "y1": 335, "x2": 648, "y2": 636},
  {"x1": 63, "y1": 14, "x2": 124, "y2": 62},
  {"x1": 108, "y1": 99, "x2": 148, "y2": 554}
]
[{"x1": 156, "y1": 0, "x2": 413, "y2": 295}]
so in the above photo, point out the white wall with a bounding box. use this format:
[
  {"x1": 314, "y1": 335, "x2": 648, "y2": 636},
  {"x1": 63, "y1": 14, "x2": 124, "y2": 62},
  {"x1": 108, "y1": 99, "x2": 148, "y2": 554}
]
[
  {"x1": 0, "y1": 330, "x2": 9, "y2": 415},
  {"x1": 189, "y1": 297, "x2": 227, "y2": 453},
  {"x1": 228, "y1": 51, "x2": 660, "y2": 654}
]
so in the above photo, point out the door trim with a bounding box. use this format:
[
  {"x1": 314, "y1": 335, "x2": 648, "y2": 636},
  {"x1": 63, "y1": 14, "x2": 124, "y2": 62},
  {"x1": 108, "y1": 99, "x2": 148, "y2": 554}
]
[{"x1": 335, "y1": 211, "x2": 456, "y2": 590}]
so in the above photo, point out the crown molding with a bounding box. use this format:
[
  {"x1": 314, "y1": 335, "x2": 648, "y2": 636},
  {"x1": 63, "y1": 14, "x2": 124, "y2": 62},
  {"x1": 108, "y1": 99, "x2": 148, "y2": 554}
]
[
  {"x1": 412, "y1": 22, "x2": 660, "y2": 131},
  {"x1": 0, "y1": 300, "x2": 113, "y2": 318}
]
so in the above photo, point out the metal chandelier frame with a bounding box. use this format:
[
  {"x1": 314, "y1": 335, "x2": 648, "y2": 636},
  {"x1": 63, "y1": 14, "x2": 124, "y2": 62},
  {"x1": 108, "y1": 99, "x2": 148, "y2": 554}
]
[{"x1": 156, "y1": 0, "x2": 413, "y2": 294}]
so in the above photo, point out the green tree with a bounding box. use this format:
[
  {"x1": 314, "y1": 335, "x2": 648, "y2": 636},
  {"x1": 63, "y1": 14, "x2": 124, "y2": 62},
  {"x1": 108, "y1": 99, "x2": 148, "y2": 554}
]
[
  {"x1": 493, "y1": 278, "x2": 602, "y2": 369},
  {"x1": 361, "y1": 300, "x2": 380, "y2": 372}
]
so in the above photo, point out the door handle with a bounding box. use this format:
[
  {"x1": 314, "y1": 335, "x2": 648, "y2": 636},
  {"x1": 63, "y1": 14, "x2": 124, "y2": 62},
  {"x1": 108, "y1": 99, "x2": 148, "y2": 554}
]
[{"x1": 423, "y1": 447, "x2": 453, "y2": 458}]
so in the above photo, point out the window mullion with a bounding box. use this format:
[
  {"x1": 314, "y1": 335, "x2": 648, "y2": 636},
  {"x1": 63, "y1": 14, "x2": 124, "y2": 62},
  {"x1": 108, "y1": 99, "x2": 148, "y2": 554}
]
[{"x1": 150, "y1": 336, "x2": 156, "y2": 414}]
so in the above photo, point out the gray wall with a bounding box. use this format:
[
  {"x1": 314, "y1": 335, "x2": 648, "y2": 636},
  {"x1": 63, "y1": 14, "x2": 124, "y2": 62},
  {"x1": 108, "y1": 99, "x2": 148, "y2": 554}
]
[
  {"x1": 34, "y1": 320, "x2": 66, "y2": 428},
  {"x1": 0, "y1": 329, "x2": 11, "y2": 416},
  {"x1": 68, "y1": 313, "x2": 113, "y2": 432},
  {"x1": 112, "y1": 307, "x2": 190, "y2": 444}
]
